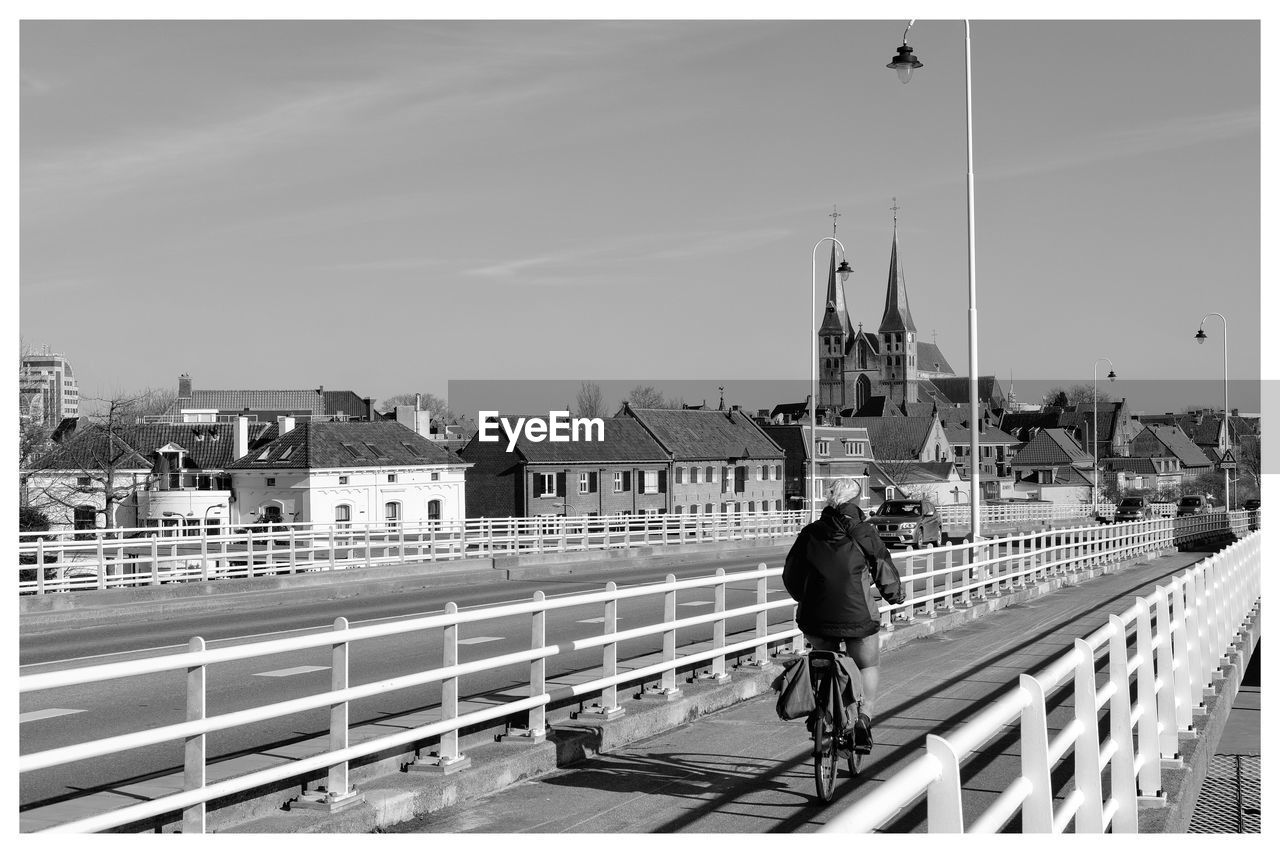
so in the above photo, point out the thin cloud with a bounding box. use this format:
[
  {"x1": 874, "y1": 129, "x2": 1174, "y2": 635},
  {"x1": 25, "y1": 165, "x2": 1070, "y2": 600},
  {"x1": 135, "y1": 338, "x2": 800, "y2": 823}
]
[{"x1": 987, "y1": 108, "x2": 1258, "y2": 181}]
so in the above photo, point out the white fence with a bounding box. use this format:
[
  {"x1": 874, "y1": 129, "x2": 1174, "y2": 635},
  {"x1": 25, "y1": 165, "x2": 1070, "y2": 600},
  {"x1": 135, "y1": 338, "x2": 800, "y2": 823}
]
[
  {"x1": 18, "y1": 513, "x2": 1251, "y2": 833},
  {"x1": 824, "y1": 524, "x2": 1261, "y2": 834},
  {"x1": 18, "y1": 502, "x2": 1177, "y2": 596}
]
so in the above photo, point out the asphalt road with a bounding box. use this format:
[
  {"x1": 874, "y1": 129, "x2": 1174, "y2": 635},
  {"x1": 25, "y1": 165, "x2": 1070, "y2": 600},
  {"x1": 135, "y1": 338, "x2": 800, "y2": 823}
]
[{"x1": 17, "y1": 543, "x2": 961, "y2": 811}]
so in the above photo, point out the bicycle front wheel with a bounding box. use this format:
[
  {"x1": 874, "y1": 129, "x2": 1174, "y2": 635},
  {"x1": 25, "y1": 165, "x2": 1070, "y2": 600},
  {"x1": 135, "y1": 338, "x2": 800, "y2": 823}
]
[{"x1": 812, "y1": 714, "x2": 838, "y2": 802}]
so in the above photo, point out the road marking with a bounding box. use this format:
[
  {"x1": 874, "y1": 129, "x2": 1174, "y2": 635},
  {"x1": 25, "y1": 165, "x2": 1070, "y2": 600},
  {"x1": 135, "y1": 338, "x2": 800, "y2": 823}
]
[
  {"x1": 21, "y1": 708, "x2": 85, "y2": 723},
  {"x1": 677, "y1": 601, "x2": 713, "y2": 607},
  {"x1": 576, "y1": 617, "x2": 624, "y2": 624},
  {"x1": 457, "y1": 636, "x2": 503, "y2": 645},
  {"x1": 254, "y1": 665, "x2": 330, "y2": 678}
]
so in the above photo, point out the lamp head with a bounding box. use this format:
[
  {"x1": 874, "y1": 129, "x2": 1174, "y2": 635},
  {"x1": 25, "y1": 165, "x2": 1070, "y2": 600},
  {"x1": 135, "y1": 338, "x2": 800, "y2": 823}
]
[
  {"x1": 1195, "y1": 328, "x2": 1208, "y2": 345},
  {"x1": 1107, "y1": 370, "x2": 1116, "y2": 382},
  {"x1": 887, "y1": 43, "x2": 923, "y2": 84},
  {"x1": 836, "y1": 258, "x2": 853, "y2": 282}
]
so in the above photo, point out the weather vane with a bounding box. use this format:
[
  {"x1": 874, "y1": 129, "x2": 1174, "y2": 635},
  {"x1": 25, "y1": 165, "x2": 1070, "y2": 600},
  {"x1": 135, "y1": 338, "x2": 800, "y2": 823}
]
[
  {"x1": 890, "y1": 197, "x2": 901, "y2": 227},
  {"x1": 829, "y1": 204, "x2": 841, "y2": 235}
]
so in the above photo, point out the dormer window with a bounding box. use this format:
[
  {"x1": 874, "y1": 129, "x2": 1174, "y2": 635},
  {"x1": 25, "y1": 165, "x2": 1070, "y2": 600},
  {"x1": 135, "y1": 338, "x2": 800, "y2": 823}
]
[
  {"x1": 278, "y1": 445, "x2": 295, "y2": 462},
  {"x1": 342, "y1": 443, "x2": 362, "y2": 459},
  {"x1": 255, "y1": 447, "x2": 272, "y2": 462}
]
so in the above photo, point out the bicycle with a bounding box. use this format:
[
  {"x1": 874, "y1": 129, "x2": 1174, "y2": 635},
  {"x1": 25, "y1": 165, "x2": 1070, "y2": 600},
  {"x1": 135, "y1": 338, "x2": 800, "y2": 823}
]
[{"x1": 807, "y1": 650, "x2": 863, "y2": 802}]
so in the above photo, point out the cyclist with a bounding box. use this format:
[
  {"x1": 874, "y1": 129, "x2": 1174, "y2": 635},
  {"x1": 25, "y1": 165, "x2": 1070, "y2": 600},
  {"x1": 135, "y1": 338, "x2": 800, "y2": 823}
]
[{"x1": 782, "y1": 478, "x2": 906, "y2": 753}]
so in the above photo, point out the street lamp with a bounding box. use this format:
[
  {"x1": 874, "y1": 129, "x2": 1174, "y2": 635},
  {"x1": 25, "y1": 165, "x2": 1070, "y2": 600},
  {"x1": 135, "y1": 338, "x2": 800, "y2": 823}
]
[
  {"x1": 1091, "y1": 358, "x2": 1116, "y2": 516},
  {"x1": 889, "y1": 19, "x2": 982, "y2": 543},
  {"x1": 204, "y1": 503, "x2": 226, "y2": 531},
  {"x1": 1196, "y1": 313, "x2": 1230, "y2": 511},
  {"x1": 809, "y1": 230, "x2": 852, "y2": 522}
]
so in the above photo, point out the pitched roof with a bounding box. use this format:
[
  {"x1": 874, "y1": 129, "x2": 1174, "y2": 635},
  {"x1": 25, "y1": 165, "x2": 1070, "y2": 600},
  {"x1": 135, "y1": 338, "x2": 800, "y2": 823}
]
[
  {"x1": 819, "y1": 243, "x2": 852, "y2": 338},
  {"x1": 25, "y1": 422, "x2": 276, "y2": 473},
  {"x1": 901, "y1": 402, "x2": 937, "y2": 419},
  {"x1": 185, "y1": 389, "x2": 326, "y2": 415},
  {"x1": 896, "y1": 461, "x2": 958, "y2": 483},
  {"x1": 762, "y1": 424, "x2": 872, "y2": 462},
  {"x1": 226, "y1": 421, "x2": 464, "y2": 469},
  {"x1": 25, "y1": 424, "x2": 152, "y2": 472},
  {"x1": 851, "y1": 396, "x2": 903, "y2": 418},
  {"x1": 1010, "y1": 428, "x2": 1093, "y2": 468},
  {"x1": 769, "y1": 401, "x2": 811, "y2": 421},
  {"x1": 1136, "y1": 424, "x2": 1213, "y2": 468},
  {"x1": 840, "y1": 416, "x2": 939, "y2": 461},
  {"x1": 942, "y1": 423, "x2": 1020, "y2": 446},
  {"x1": 915, "y1": 342, "x2": 954, "y2": 375},
  {"x1": 1052, "y1": 466, "x2": 1094, "y2": 486},
  {"x1": 509, "y1": 418, "x2": 668, "y2": 464},
  {"x1": 879, "y1": 226, "x2": 916, "y2": 333},
  {"x1": 928, "y1": 376, "x2": 1005, "y2": 406},
  {"x1": 623, "y1": 407, "x2": 784, "y2": 460}
]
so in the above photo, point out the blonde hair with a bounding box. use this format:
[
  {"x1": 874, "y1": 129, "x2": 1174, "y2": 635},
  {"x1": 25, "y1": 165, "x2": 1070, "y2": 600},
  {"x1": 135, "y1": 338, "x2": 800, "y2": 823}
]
[{"x1": 826, "y1": 477, "x2": 862, "y2": 509}]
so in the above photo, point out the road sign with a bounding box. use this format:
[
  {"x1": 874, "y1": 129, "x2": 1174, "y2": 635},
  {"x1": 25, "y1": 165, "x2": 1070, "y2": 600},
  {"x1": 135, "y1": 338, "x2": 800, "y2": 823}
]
[{"x1": 1218, "y1": 449, "x2": 1237, "y2": 470}]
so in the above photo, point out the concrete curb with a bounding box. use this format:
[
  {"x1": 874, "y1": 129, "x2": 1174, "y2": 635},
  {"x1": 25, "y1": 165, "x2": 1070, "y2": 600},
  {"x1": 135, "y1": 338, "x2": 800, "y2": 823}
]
[{"x1": 1139, "y1": 603, "x2": 1262, "y2": 833}]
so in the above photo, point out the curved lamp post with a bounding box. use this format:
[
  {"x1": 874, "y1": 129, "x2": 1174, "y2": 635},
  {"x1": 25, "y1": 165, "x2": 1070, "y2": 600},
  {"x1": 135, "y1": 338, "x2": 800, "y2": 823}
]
[
  {"x1": 888, "y1": 19, "x2": 981, "y2": 542},
  {"x1": 1196, "y1": 313, "x2": 1230, "y2": 511},
  {"x1": 810, "y1": 235, "x2": 852, "y2": 522},
  {"x1": 204, "y1": 503, "x2": 226, "y2": 530},
  {"x1": 1091, "y1": 358, "x2": 1116, "y2": 515}
]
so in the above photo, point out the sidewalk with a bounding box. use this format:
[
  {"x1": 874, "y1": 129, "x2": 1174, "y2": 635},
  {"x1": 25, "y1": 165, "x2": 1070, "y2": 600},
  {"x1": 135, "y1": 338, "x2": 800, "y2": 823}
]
[
  {"x1": 385, "y1": 547, "x2": 1240, "y2": 833},
  {"x1": 1188, "y1": 645, "x2": 1261, "y2": 833}
]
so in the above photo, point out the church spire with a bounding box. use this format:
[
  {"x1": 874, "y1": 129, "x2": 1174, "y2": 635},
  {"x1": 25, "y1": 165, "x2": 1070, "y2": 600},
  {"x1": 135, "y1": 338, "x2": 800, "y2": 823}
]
[
  {"x1": 819, "y1": 206, "x2": 851, "y2": 337},
  {"x1": 879, "y1": 200, "x2": 917, "y2": 333}
]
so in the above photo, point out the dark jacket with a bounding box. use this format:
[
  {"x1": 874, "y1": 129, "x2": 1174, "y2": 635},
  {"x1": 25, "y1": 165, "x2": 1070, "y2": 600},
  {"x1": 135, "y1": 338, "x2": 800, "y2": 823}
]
[{"x1": 783, "y1": 504, "x2": 905, "y2": 638}]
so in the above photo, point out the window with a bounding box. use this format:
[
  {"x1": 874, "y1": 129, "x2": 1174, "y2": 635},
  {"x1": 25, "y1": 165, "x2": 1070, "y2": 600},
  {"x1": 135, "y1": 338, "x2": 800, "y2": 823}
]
[
  {"x1": 387, "y1": 473, "x2": 397, "y2": 483},
  {"x1": 674, "y1": 505, "x2": 683, "y2": 515},
  {"x1": 341, "y1": 443, "x2": 362, "y2": 459},
  {"x1": 675, "y1": 466, "x2": 684, "y2": 485},
  {"x1": 706, "y1": 466, "x2": 716, "y2": 483},
  {"x1": 73, "y1": 505, "x2": 95, "y2": 539},
  {"x1": 538, "y1": 473, "x2": 557, "y2": 497},
  {"x1": 774, "y1": 464, "x2": 783, "y2": 479},
  {"x1": 748, "y1": 500, "x2": 756, "y2": 513},
  {"x1": 335, "y1": 504, "x2": 351, "y2": 528},
  {"x1": 76, "y1": 476, "x2": 90, "y2": 486},
  {"x1": 427, "y1": 499, "x2": 442, "y2": 521},
  {"x1": 614, "y1": 472, "x2": 624, "y2": 493},
  {"x1": 338, "y1": 475, "x2": 349, "y2": 485},
  {"x1": 691, "y1": 466, "x2": 701, "y2": 484},
  {"x1": 640, "y1": 470, "x2": 659, "y2": 495},
  {"x1": 756, "y1": 465, "x2": 764, "y2": 481},
  {"x1": 364, "y1": 443, "x2": 388, "y2": 459},
  {"x1": 385, "y1": 501, "x2": 400, "y2": 529},
  {"x1": 266, "y1": 477, "x2": 276, "y2": 487},
  {"x1": 775, "y1": 500, "x2": 783, "y2": 512},
  {"x1": 817, "y1": 440, "x2": 831, "y2": 456},
  {"x1": 278, "y1": 445, "x2": 295, "y2": 462},
  {"x1": 579, "y1": 473, "x2": 591, "y2": 494},
  {"x1": 705, "y1": 503, "x2": 714, "y2": 514},
  {"x1": 402, "y1": 441, "x2": 426, "y2": 459}
]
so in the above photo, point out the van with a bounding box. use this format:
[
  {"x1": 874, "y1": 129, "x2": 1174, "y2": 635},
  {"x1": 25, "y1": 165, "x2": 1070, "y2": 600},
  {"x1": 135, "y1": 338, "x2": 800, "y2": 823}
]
[{"x1": 1176, "y1": 495, "x2": 1210, "y2": 516}]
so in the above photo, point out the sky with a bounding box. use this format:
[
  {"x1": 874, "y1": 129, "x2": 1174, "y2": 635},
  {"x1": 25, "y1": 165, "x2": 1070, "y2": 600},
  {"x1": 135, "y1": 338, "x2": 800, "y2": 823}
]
[{"x1": 17, "y1": 12, "x2": 1263, "y2": 416}]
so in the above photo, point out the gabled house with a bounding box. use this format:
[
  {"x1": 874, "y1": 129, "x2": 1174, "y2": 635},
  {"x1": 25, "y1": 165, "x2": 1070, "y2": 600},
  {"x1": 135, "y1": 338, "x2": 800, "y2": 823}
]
[
  {"x1": 888, "y1": 461, "x2": 964, "y2": 506},
  {"x1": 840, "y1": 415, "x2": 952, "y2": 464},
  {"x1": 224, "y1": 420, "x2": 469, "y2": 527},
  {"x1": 620, "y1": 405, "x2": 787, "y2": 515},
  {"x1": 1099, "y1": 455, "x2": 1183, "y2": 497},
  {"x1": 1129, "y1": 424, "x2": 1214, "y2": 478},
  {"x1": 940, "y1": 418, "x2": 1020, "y2": 501},
  {"x1": 1008, "y1": 428, "x2": 1096, "y2": 504},
  {"x1": 761, "y1": 423, "x2": 874, "y2": 512},
  {"x1": 458, "y1": 417, "x2": 670, "y2": 518}
]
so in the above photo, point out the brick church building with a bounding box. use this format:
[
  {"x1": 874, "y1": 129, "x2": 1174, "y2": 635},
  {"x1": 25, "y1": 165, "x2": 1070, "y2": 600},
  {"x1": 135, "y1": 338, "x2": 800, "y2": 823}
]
[{"x1": 818, "y1": 216, "x2": 1002, "y2": 416}]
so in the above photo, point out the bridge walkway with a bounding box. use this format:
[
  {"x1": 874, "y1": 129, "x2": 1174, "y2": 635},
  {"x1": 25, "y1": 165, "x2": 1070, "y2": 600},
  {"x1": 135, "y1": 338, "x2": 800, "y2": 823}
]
[{"x1": 381, "y1": 546, "x2": 1234, "y2": 834}]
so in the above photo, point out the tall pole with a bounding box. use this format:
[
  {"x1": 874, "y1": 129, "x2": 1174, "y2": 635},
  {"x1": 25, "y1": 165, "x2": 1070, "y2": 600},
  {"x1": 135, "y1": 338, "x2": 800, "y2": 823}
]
[
  {"x1": 811, "y1": 236, "x2": 849, "y2": 523},
  {"x1": 1199, "y1": 313, "x2": 1229, "y2": 511},
  {"x1": 964, "y1": 20, "x2": 980, "y2": 543},
  {"x1": 1091, "y1": 357, "x2": 1114, "y2": 516}
]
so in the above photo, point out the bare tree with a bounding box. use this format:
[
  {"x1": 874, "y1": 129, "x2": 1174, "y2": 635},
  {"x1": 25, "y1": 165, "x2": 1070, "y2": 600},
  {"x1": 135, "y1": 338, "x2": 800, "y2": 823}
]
[
  {"x1": 874, "y1": 459, "x2": 930, "y2": 500},
  {"x1": 627, "y1": 384, "x2": 667, "y2": 408},
  {"x1": 575, "y1": 382, "x2": 608, "y2": 419},
  {"x1": 22, "y1": 392, "x2": 153, "y2": 532}
]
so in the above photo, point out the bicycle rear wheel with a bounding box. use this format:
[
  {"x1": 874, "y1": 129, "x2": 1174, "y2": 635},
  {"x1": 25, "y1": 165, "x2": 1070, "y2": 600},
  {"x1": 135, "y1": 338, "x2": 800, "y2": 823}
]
[{"x1": 812, "y1": 713, "x2": 838, "y2": 802}]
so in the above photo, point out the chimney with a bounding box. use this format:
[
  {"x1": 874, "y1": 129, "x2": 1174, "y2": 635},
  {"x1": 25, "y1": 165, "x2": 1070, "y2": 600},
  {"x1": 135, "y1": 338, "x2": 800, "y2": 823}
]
[
  {"x1": 234, "y1": 415, "x2": 250, "y2": 461},
  {"x1": 276, "y1": 415, "x2": 295, "y2": 436},
  {"x1": 178, "y1": 373, "x2": 192, "y2": 398},
  {"x1": 1231, "y1": 408, "x2": 1239, "y2": 417},
  {"x1": 395, "y1": 405, "x2": 415, "y2": 430}
]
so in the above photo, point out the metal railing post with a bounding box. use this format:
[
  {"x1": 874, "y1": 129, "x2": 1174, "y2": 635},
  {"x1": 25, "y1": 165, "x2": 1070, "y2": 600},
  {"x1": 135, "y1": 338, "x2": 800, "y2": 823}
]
[
  {"x1": 151, "y1": 538, "x2": 161, "y2": 585},
  {"x1": 1107, "y1": 615, "x2": 1139, "y2": 832},
  {"x1": 527, "y1": 591, "x2": 547, "y2": 738},
  {"x1": 708, "y1": 569, "x2": 730, "y2": 680},
  {"x1": 96, "y1": 533, "x2": 107, "y2": 590},
  {"x1": 323, "y1": 617, "x2": 359, "y2": 805},
  {"x1": 364, "y1": 524, "x2": 372, "y2": 569},
  {"x1": 661, "y1": 574, "x2": 679, "y2": 694},
  {"x1": 925, "y1": 734, "x2": 964, "y2": 832},
  {"x1": 1072, "y1": 638, "x2": 1105, "y2": 832},
  {"x1": 580, "y1": 581, "x2": 623, "y2": 720},
  {"x1": 1018, "y1": 673, "x2": 1054, "y2": 833},
  {"x1": 1169, "y1": 579, "x2": 1196, "y2": 731},
  {"x1": 182, "y1": 636, "x2": 206, "y2": 834},
  {"x1": 289, "y1": 527, "x2": 298, "y2": 574},
  {"x1": 750, "y1": 566, "x2": 770, "y2": 664}
]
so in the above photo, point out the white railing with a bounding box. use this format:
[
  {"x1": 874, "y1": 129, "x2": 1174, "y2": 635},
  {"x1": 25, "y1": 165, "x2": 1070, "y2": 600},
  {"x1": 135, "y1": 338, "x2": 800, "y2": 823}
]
[
  {"x1": 17, "y1": 511, "x2": 809, "y2": 595},
  {"x1": 935, "y1": 502, "x2": 1115, "y2": 528},
  {"x1": 823, "y1": 528, "x2": 1261, "y2": 834},
  {"x1": 19, "y1": 514, "x2": 1246, "y2": 833}
]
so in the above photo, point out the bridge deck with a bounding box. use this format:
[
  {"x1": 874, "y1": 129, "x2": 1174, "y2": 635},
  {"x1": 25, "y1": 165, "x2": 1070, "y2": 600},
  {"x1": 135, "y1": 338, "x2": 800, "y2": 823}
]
[{"x1": 380, "y1": 547, "x2": 1223, "y2": 834}]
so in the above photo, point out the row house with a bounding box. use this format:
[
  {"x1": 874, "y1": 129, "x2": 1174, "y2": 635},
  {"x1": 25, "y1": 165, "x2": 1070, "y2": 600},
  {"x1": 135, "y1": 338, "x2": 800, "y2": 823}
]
[
  {"x1": 621, "y1": 405, "x2": 787, "y2": 515},
  {"x1": 939, "y1": 411, "x2": 1019, "y2": 501},
  {"x1": 1099, "y1": 455, "x2": 1183, "y2": 496},
  {"x1": 1008, "y1": 428, "x2": 1095, "y2": 504},
  {"x1": 1129, "y1": 424, "x2": 1214, "y2": 478},
  {"x1": 760, "y1": 421, "x2": 875, "y2": 512},
  {"x1": 23, "y1": 418, "x2": 468, "y2": 534},
  {"x1": 840, "y1": 415, "x2": 952, "y2": 465},
  {"x1": 458, "y1": 417, "x2": 670, "y2": 518}
]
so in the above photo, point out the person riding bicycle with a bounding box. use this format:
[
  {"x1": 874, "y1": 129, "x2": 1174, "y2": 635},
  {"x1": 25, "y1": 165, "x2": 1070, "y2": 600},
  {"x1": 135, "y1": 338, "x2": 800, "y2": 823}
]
[{"x1": 782, "y1": 478, "x2": 906, "y2": 754}]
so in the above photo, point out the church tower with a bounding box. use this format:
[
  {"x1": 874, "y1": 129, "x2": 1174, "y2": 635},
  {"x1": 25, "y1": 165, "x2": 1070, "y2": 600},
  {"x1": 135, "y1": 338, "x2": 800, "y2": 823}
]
[
  {"x1": 818, "y1": 213, "x2": 851, "y2": 414},
  {"x1": 878, "y1": 206, "x2": 919, "y2": 406}
]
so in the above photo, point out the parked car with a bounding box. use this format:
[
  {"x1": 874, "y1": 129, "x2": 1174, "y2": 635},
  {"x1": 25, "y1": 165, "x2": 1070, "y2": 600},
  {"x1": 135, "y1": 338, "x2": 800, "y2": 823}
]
[
  {"x1": 871, "y1": 499, "x2": 942, "y2": 549},
  {"x1": 1114, "y1": 496, "x2": 1155, "y2": 522},
  {"x1": 1243, "y1": 499, "x2": 1261, "y2": 511},
  {"x1": 1176, "y1": 495, "x2": 1210, "y2": 517}
]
